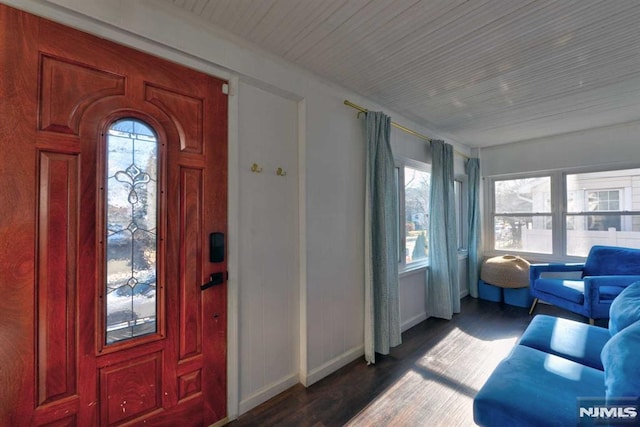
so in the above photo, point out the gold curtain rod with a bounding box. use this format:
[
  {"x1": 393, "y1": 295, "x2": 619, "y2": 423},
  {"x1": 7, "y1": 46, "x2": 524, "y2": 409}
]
[
  {"x1": 344, "y1": 100, "x2": 431, "y2": 141},
  {"x1": 343, "y1": 99, "x2": 469, "y2": 159}
]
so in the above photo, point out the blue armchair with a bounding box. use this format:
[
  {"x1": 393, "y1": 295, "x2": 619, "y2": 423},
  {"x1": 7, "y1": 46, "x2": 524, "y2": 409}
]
[{"x1": 529, "y1": 245, "x2": 640, "y2": 324}]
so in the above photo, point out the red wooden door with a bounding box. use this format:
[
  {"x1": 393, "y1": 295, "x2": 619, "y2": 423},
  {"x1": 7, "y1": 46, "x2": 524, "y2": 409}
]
[{"x1": 0, "y1": 5, "x2": 227, "y2": 426}]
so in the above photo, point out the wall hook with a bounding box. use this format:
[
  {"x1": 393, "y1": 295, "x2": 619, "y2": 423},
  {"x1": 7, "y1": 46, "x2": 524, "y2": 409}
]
[
  {"x1": 276, "y1": 167, "x2": 287, "y2": 177},
  {"x1": 251, "y1": 163, "x2": 263, "y2": 173}
]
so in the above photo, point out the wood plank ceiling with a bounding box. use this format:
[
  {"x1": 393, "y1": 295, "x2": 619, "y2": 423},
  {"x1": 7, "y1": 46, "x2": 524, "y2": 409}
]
[{"x1": 161, "y1": 0, "x2": 640, "y2": 148}]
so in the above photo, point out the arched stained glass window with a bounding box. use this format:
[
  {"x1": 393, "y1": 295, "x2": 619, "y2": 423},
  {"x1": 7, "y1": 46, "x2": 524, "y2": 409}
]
[{"x1": 105, "y1": 118, "x2": 158, "y2": 345}]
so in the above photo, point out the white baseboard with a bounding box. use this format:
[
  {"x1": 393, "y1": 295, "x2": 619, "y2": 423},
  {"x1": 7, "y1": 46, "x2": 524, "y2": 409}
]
[
  {"x1": 399, "y1": 289, "x2": 470, "y2": 333},
  {"x1": 301, "y1": 344, "x2": 364, "y2": 387},
  {"x1": 401, "y1": 312, "x2": 428, "y2": 332},
  {"x1": 238, "y1": 373, "x2": 299, "y2": 415}
]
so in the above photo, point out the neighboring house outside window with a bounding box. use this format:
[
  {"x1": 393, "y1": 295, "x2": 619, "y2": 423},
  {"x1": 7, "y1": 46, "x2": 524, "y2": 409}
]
[
  {"x1": 585, "y1": 190, "x2": 622, "y2": 231},
  {"x1": 492, "y1": 176, "x2": 552, "y2": 254},
  {"x1": 565, "y1": 169, "x2": 640, "y2": 256}
]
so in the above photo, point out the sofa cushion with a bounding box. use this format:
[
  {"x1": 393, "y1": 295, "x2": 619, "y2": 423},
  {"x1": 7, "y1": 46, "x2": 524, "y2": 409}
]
[
  {"x1": 601, "y1": 319, "x2": 640, "y2": 399},
  {"x1": 474, "y1": 345, "x2": 605, "y2": 427},
  {"x1": 609, "y1": 281, "x2": 640, "y2": 335},
  {"x1": 518, "y1": 315, "x2": 610, "y2": 370},
  {"x1": 583, "y1": 245, "x2": 640, "y2": 277},
  {"x1": 535, "y1": 278, "x2": 584, "y2": 304}
]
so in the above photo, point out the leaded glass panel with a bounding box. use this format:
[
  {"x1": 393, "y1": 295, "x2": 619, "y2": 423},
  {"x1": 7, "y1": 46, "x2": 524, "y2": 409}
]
[{"x1": 105, "y1": 119, "x2": 158, "y2": 344}]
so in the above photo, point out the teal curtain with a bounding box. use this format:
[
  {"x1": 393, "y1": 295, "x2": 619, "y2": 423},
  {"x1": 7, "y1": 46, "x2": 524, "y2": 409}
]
[
  {"x1": 364, "y1": 111, "x2": 401, "y2": 364},
  {"x1": 427, "y1": 140, "x2": 460, "y2": 319},
  {"x1": 466, "y1": 158, "x2": 481, "y2": 298}
]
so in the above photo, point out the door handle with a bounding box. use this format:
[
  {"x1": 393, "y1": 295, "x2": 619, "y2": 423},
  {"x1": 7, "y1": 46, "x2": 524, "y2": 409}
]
[{"x1": 201, "y1": 272, "x2": 226, "y2": 291}]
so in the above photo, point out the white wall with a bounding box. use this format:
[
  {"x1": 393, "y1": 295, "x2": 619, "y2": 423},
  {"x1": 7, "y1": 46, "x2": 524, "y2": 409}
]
[
  {"x1": 6, "y1": 0, "x2": 472, "y2": 419},
  {"x1": 237, "y1": 82, "x2": 299, "y2": 413},
  {"x1": 399, "y1": 270, "x2": 428, "y2": 331},
  {"x1": 481, "y1": 120, "x2": 640, "y2": 177}
]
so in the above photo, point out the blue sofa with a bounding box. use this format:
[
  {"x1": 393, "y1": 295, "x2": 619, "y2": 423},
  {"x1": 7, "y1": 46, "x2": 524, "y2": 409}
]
[
  {"x1": 473, "y1": 282, "x2": 640, "y2": 426},
  {"x1": 529, "y1": 245, "x2": 640, "y2": 323}
]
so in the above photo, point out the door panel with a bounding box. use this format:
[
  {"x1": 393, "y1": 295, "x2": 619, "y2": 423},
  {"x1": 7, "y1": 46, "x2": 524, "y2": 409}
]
[
  {"x1": 37, "y1": 152, "x2": 79, "y2": 406},
  {"x1": 178, "y1": 168, "x2": 204, "y2": 361},
  {"x1": 0, "y1": 5, "x2": 227, "y2": 426},
  {"x1": 39, "y1": 54, "x2": 126, "y2": 134}
]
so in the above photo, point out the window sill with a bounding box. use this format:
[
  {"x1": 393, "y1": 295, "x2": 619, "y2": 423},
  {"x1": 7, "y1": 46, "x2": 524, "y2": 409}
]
[
  {"x1": 400, "y1": 260, "x2": 429, "y2": 278},
  {"x1": 486, "y1": 250, "x2": 586, "y2": 264},
  {"x1": 400, "y1": 252, "x2": 469, "y2": 278}
]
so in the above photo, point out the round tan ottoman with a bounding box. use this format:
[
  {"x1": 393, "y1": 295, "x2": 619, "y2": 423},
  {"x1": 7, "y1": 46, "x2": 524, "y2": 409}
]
[
  {"x1": 481, "y1": 255, "x2": 530, "y2": 288},
  {"x1": 480, "y1": 255, "x2": 532, "y2": 307}
]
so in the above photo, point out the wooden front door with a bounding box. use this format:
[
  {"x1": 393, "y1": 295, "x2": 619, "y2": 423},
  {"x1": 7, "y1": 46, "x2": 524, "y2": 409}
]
[{"x1": 0, "y1": 5, "x2": 227, "y2": 426}]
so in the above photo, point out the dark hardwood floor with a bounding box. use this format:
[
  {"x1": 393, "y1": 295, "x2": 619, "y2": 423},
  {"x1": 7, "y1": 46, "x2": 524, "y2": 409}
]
[{"x1": 228, "y1": 297, "x2": 601, "y2": 427}]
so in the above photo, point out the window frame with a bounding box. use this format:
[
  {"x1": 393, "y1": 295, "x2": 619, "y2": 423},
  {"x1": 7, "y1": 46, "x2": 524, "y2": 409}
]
[
  {"x1": 396, "y1": 157, "x2": 431, "y2": 272},
  {"x1": 486, "y1": 165, "x2": 640, "y2": 261},
  {"x1": 455, "y1": 176, "x2": 468, "y2": 252},
  {"x1": 489, "y1": 174, "x2": 555, "y2": 255}
]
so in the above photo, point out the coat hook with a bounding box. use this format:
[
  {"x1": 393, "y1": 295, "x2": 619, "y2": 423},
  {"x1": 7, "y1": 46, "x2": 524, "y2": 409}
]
[
  {"x1": 276, "y1": 167, "x2": 287, "y2": 176},
  {"x1": 251, "y1": 163, "x2": 263, "y2": 173}
]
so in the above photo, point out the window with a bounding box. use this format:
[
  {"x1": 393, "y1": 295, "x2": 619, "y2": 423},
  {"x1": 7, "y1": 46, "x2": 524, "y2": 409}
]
[
  {"x1": 489, "y1": 167, "x2": 640, "y2": 258},
  {"x1": 105, "y1": 118, "x2": 158, "y2": 344},
  {"x1": 397, "y1": 161, "x2": 430, "y2": 268},
  {"x1": 492, "y1": 177, "x2": 552, "y2": 254},
  {"x1": 566, "y1": 169, "x2": 640, "y2": 256},
  {"x1": 455, "y1": 179, "x2": 465, "y2": 250}
]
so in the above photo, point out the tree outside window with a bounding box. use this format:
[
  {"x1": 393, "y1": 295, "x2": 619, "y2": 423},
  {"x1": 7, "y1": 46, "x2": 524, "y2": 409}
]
[{"x1": 404, "y1": 166, "x2": 430, "y2": 263}]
